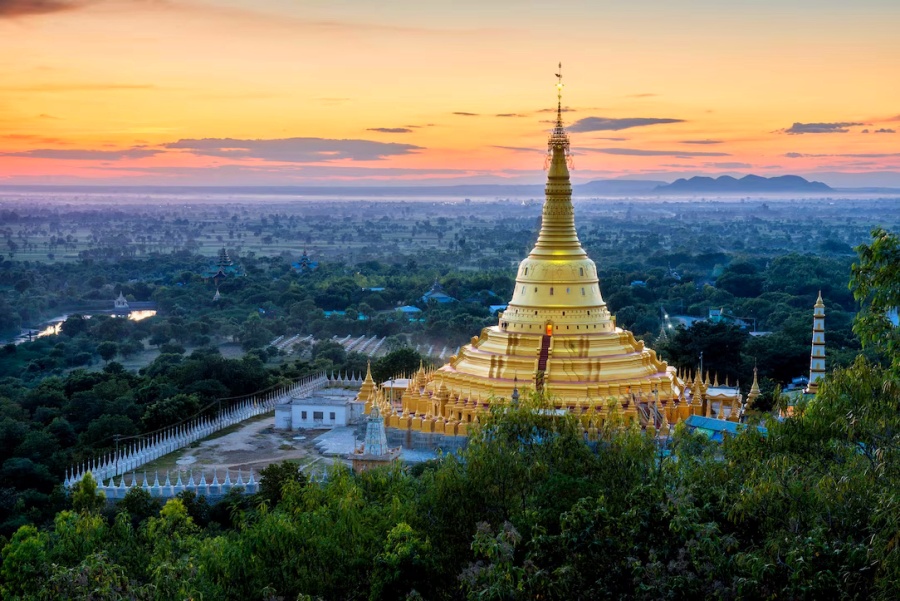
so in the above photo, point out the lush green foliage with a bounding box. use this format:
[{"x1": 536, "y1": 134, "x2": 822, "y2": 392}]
[
  {"x1": 0, "y1": 350, "x2": 275, "y2": 536},
  {"x1": 1, "y1": 357, "x2": 897, "y2": 600},
  {"x1": 851, "y1": 227, "x2": 900, "y2": 375}
]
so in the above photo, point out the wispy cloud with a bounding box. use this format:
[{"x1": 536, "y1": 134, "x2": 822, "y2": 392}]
[
  {"x1": 2, "y1": 147, "x2": 160, "y2": 160},
  {"x1": 703, "y1": 162, "x2": 752, "y2": 169},
  {"x1": 170, "y1": 2, "x2": 494, "y2": 38},
  {"x1": 102, "y1": 163, "x2": 473, "y2": 178},
  {"x1": 0, "y1": 133, "x2": 65, "y2": 143},
  {"x1": 492, "y1": 145, "x2": 545, "y2": 154},
  {"x1": 681, "y1": 139, "x2": 723, "y2": 145},
  {"x1": 452, "y1": 112, "x2": 479, "y2": 117},
  {"x1": 569, "y1": 117, "x2": 685, "y2": 132},
  {"x1": 626, "y1": 93, "x2": 658, "y2": 98},
  {"x1": 594, "y1": 137, "x2": 628, "y2": 142},
  {"x1": 785, "y1": 151, "x2": 900, "y2": 158},
  {"x1": 783, "y1": 122, "x2": 864, "y2": 134},
  {"x1": 577, "y1": 147, "x2": 729, "y2": 157},
  {"x1": 875, "y1": 128, "x2": 896, "y2": 134},
  {"x1": 194, "y1": 92, "x2": 280, "y2": 101},
  {"x1": 0, "y1": 83, "x2": 155, "y2": 92},
  {"x1": 0, "y1": 0, "x2": 86, "y2": 18},
  {"x1": 165, "y1": 137, "x2": 422, "y2": 162},
  {"x1": 495, "y1": 113, "x2": 527, "y2": 118},
  {"x1": 366, "y1": 127, "x2": 413, "y2": 134}
]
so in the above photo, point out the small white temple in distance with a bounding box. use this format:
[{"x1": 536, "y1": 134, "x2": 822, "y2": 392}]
[{"x1": 113, "y1": 291, "x2": 129, "y2": 313}]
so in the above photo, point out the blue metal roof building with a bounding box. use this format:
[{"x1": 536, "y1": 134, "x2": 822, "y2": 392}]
[{"x1": 683, "y1": 415, "x2": 767, "y2": 442}]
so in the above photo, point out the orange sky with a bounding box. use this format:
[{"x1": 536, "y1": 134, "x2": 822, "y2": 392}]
[{"x1": 1, "y1": 0, "x2": 899, "y2": 186}]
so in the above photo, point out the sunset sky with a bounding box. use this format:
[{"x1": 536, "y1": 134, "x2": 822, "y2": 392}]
[{"x1": 1, "y1": 0, "x2": 899, "y2": 186}]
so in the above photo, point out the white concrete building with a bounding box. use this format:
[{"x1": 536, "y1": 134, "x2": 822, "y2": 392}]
[{"x1": 275, "y1": 388, "x2": 364, "y2": 430}]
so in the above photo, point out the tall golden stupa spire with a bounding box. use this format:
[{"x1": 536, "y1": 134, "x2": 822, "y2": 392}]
[
  {"x1": 532, "y1": 63, "x2": 580, "y2": 260},
  {"x1": 501, "y1": 65, "x2": 612, "y2": 333}
]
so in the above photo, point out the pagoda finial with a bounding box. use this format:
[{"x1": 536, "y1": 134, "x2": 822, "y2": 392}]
[
  {"x1": 555, "y1": 62, "x2": 564, "y2": 126},
  {"x1": 548, "y1": 62, "x2": 570, "y2": 158}
]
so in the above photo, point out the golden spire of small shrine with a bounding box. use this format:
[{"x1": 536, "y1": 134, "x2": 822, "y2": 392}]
[
  {"x1": 748, "y1": 366, "x2": 761, "y2": 406},
  {"x1": 358, "y1": 360, "x2": 376, "y2": 404}
]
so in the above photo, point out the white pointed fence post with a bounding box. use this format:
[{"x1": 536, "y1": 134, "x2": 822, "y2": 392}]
[{"x1": 67, "y1": 374, "x2": 334, "y2": 492}]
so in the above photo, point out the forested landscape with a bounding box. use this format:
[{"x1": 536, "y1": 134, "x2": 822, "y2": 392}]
[{"x1": 0, "y1": 195, "x2": 898, "y2": 599}]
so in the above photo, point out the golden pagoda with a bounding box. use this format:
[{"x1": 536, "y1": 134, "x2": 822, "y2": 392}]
[
  {"x1": 358, "y1": 361, "x2": 377, "y2": 409},
  {"x1": 382, "y1": 69, "x2": 717, "y2": 435}
]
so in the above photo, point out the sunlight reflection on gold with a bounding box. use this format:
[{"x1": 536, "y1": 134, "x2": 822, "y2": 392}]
[
  {"x1": 128, "y1": 310, "x2": 157, "y2": 322},
  {"x1": 36, "y1": 323, "x2": 62, "y2": 338}
]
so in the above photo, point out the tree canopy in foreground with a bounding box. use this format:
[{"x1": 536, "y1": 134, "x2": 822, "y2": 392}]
[{"x1": 1, "y1": 355, "x2": 898, "y2": 600}]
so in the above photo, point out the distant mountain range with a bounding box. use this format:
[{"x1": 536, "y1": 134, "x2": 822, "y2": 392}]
[
  {"x1": 0, "y1": 180, "x2": 667, "y2": 198},
  {"x1": 5, "y1": 174, "x2": 889, "y2": 197},
  {"x1": 654, "y1": 175, "x2": 832, "y2": 194}
]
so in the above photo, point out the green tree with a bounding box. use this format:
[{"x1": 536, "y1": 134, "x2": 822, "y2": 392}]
[
  {"x1": 460, "y1": 522, "x2": 525, "y2": 600},
  {"x1": 370, "y1": 522, "x2": 434, "y2": 601},
  {"x1": 60, "y1": 314, "x2": 89, "y2": 338},
  {"x1": 257, "y1": 460, "x2": 307, "y2": 507},
  {"x1": 0, "y1": 524, "x2": 48, "y2": 599},
  {"x1": 96, "y1": 341, "x2": 118, "y2": 364},
  {"x1": 372, "y1": 348, "x2": 424, "y2": 383},
  {"x1": 659, "y1": 321, "x2": 748, "y2": 383},
  {"x1": 239, "y1": 313, "x2": 273, "y2": 351},
  {"x1": 717, "y1": 260, "x2": 764, "y2": 297},
  {"x1": 851, "y1": 227, "x2": 900, "y2": 374},
  {"x1": 384, "y1": 334, "x2": 409, "y2": 353},
  {"x1": 141, "y1": 393, "x2": 200, "y2": 431},
  {"x1": 71, "y1": 472, "x2": 106, "y2": 514},
  {"x1": 117, "y1": 487, "x2": 160, "y2": 527},
  {"x1": 40, "y1": 552, "x2": 150, "y2": 600},
  {"x1": 311, "y1": 339, "x2": 347, "y2": 364}
]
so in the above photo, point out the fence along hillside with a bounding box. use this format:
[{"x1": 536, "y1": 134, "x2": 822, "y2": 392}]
[{"x1": 66, "y1": 371, "x2": 363, "y2": 489}]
